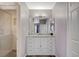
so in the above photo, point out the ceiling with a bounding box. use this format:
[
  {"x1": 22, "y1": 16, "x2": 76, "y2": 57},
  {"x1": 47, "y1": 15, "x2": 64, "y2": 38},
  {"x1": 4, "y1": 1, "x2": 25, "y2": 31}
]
[{"x1": 26, "y1": 2, "x2": 56, "y2": 9}]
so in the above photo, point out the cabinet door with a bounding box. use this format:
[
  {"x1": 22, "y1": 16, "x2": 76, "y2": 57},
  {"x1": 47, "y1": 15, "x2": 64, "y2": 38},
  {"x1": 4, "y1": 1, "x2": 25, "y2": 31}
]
[
  {"x1": 26, "y1": 36, "x2": 40, "y2": 55},
  {"x1": 40, "y1": 37, "x2": 55, "y2": 55}
]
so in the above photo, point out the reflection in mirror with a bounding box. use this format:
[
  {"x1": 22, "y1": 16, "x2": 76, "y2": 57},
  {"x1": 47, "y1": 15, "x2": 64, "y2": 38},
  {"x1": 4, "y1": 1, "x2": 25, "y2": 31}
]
[
  {"x1": 50, "y1": 20, "x2": 55, "y2": 35},
  {"x1": 33, "y1": 16, "x2": 52, "y2": 35}
]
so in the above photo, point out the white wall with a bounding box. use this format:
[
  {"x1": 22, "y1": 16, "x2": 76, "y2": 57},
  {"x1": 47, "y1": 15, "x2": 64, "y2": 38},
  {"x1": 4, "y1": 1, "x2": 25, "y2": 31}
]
[
  {"x1": 17, "y1": 2, "x2": 29, "y2": 57},
  {"x1": 52, "y1": 2, "x2": 68, "y2": 57}
]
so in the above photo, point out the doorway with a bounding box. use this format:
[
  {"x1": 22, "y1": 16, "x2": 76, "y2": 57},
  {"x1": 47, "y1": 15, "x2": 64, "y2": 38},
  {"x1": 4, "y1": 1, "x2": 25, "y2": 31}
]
[{"x1": 0, "y1": 9, "x2": 17, "y2": 57}]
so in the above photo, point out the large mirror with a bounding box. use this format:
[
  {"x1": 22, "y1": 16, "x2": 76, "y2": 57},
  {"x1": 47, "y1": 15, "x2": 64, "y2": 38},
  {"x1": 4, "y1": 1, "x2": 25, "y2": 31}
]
[{"x1": 33, "y1": 16, "x2": 55, "y2": 35}]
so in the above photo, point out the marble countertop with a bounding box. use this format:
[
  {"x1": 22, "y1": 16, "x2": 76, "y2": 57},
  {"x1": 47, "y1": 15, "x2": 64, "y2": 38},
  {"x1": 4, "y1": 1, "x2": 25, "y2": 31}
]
[{"x1": 25, "y1": 34, "x2": 55, "y2": 37}]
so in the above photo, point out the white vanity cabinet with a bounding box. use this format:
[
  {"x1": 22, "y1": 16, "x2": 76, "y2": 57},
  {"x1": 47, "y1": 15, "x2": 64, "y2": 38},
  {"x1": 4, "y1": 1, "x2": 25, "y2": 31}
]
[
  {"x1": 26, "y1": 36, "x2": 40, "y2": 55},
  {"x1": 26, "y1": 35, "x2": 55, "y2": 55}
]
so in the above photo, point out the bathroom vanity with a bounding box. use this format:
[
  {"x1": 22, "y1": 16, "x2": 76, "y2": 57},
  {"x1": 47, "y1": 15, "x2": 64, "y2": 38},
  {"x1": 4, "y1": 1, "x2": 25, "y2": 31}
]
[
  {"x1": 26, "y1": 35, "x2": 55, "y2": 56},
  {"x1": 26, "y1": 10, "x2": 56, "y2": 56}
]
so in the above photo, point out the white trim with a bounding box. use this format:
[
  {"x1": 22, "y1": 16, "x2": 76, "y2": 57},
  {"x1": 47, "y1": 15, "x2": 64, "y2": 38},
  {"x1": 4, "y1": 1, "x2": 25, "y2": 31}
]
[{"x1": 66, "y1": 2, "x2": 72, "y2": 57}]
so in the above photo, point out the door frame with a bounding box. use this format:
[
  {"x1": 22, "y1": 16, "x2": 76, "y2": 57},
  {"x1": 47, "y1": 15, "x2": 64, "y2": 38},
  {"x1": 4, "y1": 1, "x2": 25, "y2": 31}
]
[
  {"x1": 66, "y1": 2, "x2": 72, "y2": 57},
  {"x1": 0, "y1": 3, "x2": 20, "y2": 57},
  {"x1": 66, "y1": 2, "x2": 79, "y2": 57}
]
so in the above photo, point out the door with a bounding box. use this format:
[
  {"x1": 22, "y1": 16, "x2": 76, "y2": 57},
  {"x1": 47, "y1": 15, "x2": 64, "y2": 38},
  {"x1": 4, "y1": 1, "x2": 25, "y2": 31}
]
[{"x1": 70, "y1": 7, "x2": 79, "y2": 57}]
